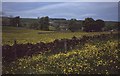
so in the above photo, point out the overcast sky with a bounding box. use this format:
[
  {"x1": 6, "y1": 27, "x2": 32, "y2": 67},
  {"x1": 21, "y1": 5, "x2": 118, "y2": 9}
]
[
  {"x1": 2, "y1": 2, "x2": 118, "y2": 21},
  {"x1": 2, "y1": 0, "x2": 120, "y2": 2}
]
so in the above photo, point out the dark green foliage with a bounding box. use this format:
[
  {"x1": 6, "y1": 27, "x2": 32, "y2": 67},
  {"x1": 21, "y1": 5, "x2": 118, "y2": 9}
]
[
  {"x1": 95, "y1": 19, "x2": 105, "y2": 31},
  {"x1": 25, "y1": 16, "x2": 50, "y2": 30},
  {"x1": 68, "y1": 19, "x2": 81, "y2": 32},
  {"x1": 39, "y1": 16, "x2": 50, "y2": 31},
  {"x1": 10, "y1": 16, "x2": 21, "y2": 27},
  {"x1": 83, "y1": 18, "x2": 105, "y2": 32},
  {"x1": 29, "y1": 21, "x2": 39, "y2": 30},
  {"x1": 83, "y1": 18, "x2": 95, "y2": 32},
  {"x1": 2, "y1": 16, "x2": 118, "y2": 32}
]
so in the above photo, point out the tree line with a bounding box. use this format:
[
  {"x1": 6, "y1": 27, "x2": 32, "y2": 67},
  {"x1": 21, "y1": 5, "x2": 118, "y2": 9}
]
[
  {"x1": 31, "y1": 17, "x2": 106, "y2": 32},
  {"x1": 82, "y1": 18, "x2": 105, "y2": 32},
  {"x1": 2, "y1": 16, "x2": 21, "y2": 27},
  {"x1": 2, "y1": 16, "x2": 119, "y2": 32}
]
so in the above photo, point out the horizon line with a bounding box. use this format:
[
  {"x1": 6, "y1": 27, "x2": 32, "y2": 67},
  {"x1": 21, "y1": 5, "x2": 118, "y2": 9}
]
[{"x1": 1, "y1": 15, "x2": 119, "y2": 22}]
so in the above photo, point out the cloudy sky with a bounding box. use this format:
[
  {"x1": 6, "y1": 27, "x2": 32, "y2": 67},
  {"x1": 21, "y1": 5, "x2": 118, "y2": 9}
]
[
  {"x1": 2, "y1": 0, "x2": 120, "y2": 2},
  {"x1": 2, "y1": 2, "x2": 118, "y2": 21}
]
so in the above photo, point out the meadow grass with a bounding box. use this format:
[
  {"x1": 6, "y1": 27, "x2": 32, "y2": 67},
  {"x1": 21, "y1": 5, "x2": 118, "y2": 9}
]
[
  {"x1": 2, "y1": 26, "x2": 119, "y2": 74},
  {"x1": 2, "y1": 26, "x2": 112, "y2": 45}
]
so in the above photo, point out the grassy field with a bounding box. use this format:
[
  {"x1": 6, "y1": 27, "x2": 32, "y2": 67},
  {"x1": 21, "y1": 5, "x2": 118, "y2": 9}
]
[
  {"x1": 2, "y1": 26, "x2": 112, "y2": 45},
  {"x1": 2, "y1": 26, "x2": 119, "y2": 74}
]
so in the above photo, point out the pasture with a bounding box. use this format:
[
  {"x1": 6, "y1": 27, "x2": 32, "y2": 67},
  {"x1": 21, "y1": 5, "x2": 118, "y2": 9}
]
[
  {"x1": 2, "y1": 26, "x2": 119, "y2": 74},
  {"x1": 2, "y1": 26, "x2": 112, "y2": 45}
]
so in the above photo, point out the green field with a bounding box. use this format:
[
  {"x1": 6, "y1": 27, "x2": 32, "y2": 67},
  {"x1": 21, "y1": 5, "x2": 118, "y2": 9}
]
[
  {"x1": 2, "y1": 26, "x2": 119, "y2": 74},
  {"x1": 2, "y1": 26, "x2": 112, "y2": 45}
]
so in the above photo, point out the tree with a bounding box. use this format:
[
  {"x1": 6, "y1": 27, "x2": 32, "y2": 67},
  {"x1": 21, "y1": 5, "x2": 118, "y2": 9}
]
[
  {"x1": 68, "y1": 19, "x2": 80, "y2": 32},
  {"x1": 39, "y1": 16, "x2": 49, "y2": 30},
  {"x1": 9, "y1": 16, "x2": 21, "y2": 27},
  {"x1": 95, "y1": 19, "x2": 105, "y2": 31},
  {"x1": 83, "y1": 18, "x2": 105, "y2": 32},
  {"x1": 83, "y1": 18, "x2": 95, "y2": 32}
]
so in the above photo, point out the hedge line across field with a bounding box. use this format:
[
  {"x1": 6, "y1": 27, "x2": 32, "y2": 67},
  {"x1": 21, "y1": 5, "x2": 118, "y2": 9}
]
[{"x1": 2, "y1": 33, "x2": 118, "y2": 62}]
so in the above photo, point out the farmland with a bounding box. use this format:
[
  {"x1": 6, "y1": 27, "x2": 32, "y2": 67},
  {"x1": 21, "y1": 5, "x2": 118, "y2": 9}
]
[
  {"x1": 2, "y1": 2, "x2": 119, "y2": 75},
  {"x1": 2, "y1": 26, "x2": 112, "y2": 45},
  {"x1": 2, "y1": 26, "x2": 119, "y2": 74}
]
